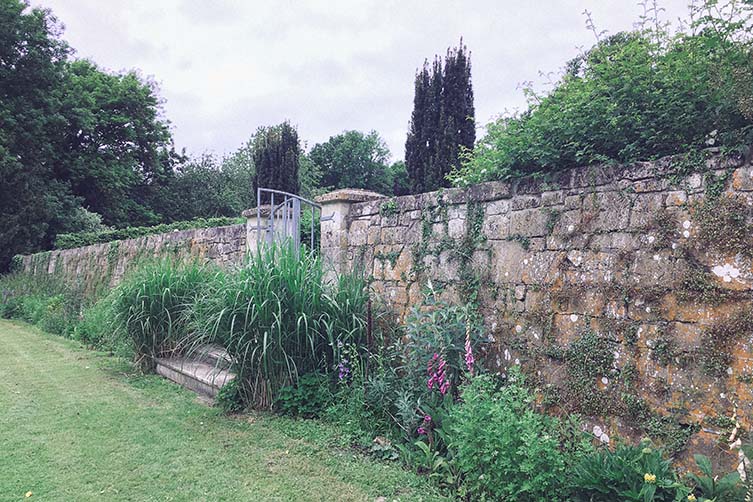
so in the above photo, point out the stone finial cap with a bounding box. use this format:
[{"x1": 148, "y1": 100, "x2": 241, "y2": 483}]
[
  {"x1": 241, "y1": 205, "x2": 273, "y2": 218},
  {"x1": 315, "y1": 188, "x2": 386, "y2": 204}
]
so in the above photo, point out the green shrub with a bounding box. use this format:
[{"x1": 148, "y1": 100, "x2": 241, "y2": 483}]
[
  {"x1": 401, "y1": 291, "x2": 483, "y2": 398},
  {"x1": 0, "y1": 272, "x2": 82, "y2": 335},
  {"x1": 451, "y1": 1, "x2": 753, "y2": 186},
  {"x1": 570, "y1": 440, "x2": 688, "y2": 501},
  {"x1": 112, "y1": 259, "x2": 216, "y2": 368},
  {"x1": 276, "y1": 373, "x2": 332, "y2": 418},
  {"x1": 686, "y1": 454, "x2": 743, "y2": 502},
  {"x1": 215, "y1": 379, "x2": 245, "y2": 414},
  {"x1": 448, "y1": 371, "x2": 568, "y2": 501},
  {"x1": 54, "y1": 217, "x2": 243, "y2": 249}
]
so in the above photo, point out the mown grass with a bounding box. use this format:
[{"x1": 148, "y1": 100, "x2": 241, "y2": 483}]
[{"x1": 0, "y1": 320, "x2": 446, "y2": 502}]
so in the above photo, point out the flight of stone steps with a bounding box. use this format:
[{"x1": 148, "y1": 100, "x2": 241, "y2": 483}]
[{"x1": 155, "y1": 344, "x2": 235, "y2": 404}]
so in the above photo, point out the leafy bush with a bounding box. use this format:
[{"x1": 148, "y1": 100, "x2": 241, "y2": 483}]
[
  {"x1": 401, "y1": 292, "x2": 483, "y2": 399},
  {"x1": 54, "y1": 217, "x2": 243, "y2": 249},
  {"x1": 451, "y1": 1, "x2": 753, "y2": 186},
  {"x1": 686, "y1": 454, "x2": 743, "y2": 502},
  {"x1": 112, "y1": 259, "x2": 216, "y2": 368},
  {"x1": 570, "y1": 440, "x2": 688, "y2": 501},
  {"x1": 448, "y1": 371, "x2": 569, "y2": 501},
  {"x1": 0, "y1": 271, "x2": 83, "y2": 336},
  {"x1": 276, "y1": 373, "x2": 333, "y2": 418},
  {"x1": 215, "y1": 379, "x2": 245, "y2": 414},
  {"x1": 196, "y1": 243, "x2": 368, "y2": 409}
]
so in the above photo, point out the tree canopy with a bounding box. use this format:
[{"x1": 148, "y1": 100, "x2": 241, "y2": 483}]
[
  {"x1": 450, "y1": 2, "x2": 753, "y2": 186},
  {"x1": 405, "y1": 40, "x2": 475, "y2": 193},
  {"x1": 310, "y1": 130, "x2": 395, "y2": 194},
  {"x1": 252, "y1": 122, "x2": 301, "y2": 202}
]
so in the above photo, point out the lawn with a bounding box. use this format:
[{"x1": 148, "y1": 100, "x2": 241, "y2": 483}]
[{"x1": 0, "y1": 320, "x2": 446, "y2": 502}]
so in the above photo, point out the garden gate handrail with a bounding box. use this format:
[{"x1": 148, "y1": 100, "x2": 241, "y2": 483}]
[{"x1": 256, "y1": 187, "x2": 332, "y2": 253}]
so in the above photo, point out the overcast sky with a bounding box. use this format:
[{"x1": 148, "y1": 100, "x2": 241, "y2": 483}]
[{"x1": 35, "y1": 0, "x2": 691, "y2": 162}]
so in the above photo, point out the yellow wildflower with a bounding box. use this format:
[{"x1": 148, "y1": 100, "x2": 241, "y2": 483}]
[
  {"x1": 687, "y1": 495, "x2": 697, "y2": 501},
  {"x1": 644, "y1": 473, "x2": 657, "y2": 484}
]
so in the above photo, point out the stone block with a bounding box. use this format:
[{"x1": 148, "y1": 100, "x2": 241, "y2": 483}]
[
  {"x1": 665, "y1": 191, "x2": 688, "y2": 207},
  {"x1": 482, "y1": 213, "x2": 511, "y2": 240},
  {"x1": 564, "y1": 194, "x2": 582, "y2": 210},
  {"x1": 447, "y1": 205, "x2": 467, "y2": 220},
  {"x1": 381, "y1": 226, "x2": 407, "y2": 245},
  {"x1": 509, "y1": 208, "x2": 550, "y2": 237},
  {"x1": 588, "y1": 233, "x2": 640, "y2": 252},
  {"x1": 633, "y1": 178, "x2": 670, "y2": 193},
  {"x1": 571, "y1": 164, "x2": 618, "y2": 188},
  {"x1": 447, "y1": 218, "x2": 465, "y2": 239},
  {"x1": 511, "y1": 195, "x2": 541, "y2": 211},
  {"x1": 541, "y1": 190, "x2": 566, "y2": 206},
  {"x1": 621, "y1": 161, "x2": 660, "y2": 181},
  {"x1": 348, "y1": 219, "x2": 370, "y2": 246},
  {"x1": 485, "y1": 199, "x2": 511, "y2": 216},
  {"x1": 489, "y1": 240, "x2": 530, "y2": 284},
  {"x1": 629, "y1": 193, "x2": 666, "y2": 228},
  {"x1": 521, "y1": 251, "x2": 563, "y2": 284},
  {"x1": 467, "y1": 180, "x2": 512, "y2": 201}
]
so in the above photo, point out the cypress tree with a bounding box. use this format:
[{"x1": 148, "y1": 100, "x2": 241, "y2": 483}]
[
  {"x1": 405, "y1": 40, "x2": 475, "y2": 193},
  {"x1": 252, "y1": 121, "x2": 301, "y2": 203},
  {"x1": 405, "y1": 62, "x2": 430, "y2": 194}
]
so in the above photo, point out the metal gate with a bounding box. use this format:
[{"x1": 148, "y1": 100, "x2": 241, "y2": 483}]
[{"x1": 255, "y1": 188, "x2": 330, "y2": 253}]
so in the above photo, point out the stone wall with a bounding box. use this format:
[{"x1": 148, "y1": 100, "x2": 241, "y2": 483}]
[
  {"x1": 319, "y1": 153, "x2": 753, "y2": 469},
  {"x1": 19, "y1": 224, "x2": 246, "y2": 296}
]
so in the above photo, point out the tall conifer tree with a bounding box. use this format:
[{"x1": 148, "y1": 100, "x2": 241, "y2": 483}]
[
  {"x1": 252, "y1": 121, "x2": 301, "y2": 203},
  {"x1": 405, "y1": 40, "x2": 475, "y2": 194}
]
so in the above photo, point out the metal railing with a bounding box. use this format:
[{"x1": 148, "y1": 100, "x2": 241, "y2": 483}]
[{"x1": 256, "y1": 188, "x2": 332, "y2": 253}]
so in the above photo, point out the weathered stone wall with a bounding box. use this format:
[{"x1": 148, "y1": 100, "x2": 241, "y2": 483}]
[
  {"x1": 324, "y1": 152, "x2": 753, "y2": 469},
  {"x1": 19, "y1": 224, "x2": 246, "y2": 296}
]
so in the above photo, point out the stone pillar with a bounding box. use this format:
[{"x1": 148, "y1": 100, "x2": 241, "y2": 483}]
[
  {"x1": 316, "y1": 189, "x2": 385, "y2": 282},
  {"x1": 242, "y1": 205, "x2": 271, "y2": 256}
]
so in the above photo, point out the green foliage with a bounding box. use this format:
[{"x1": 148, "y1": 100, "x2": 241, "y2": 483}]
[
  {"x1": 150, "y1": 153, "x2": 255, "y2": 223},
  {"x1": 0, "y1": 0, "x2": 181, "y2": 271},
  {"x1": 0, "y1": 271, "x2": 82, "y2": 336},
  {"x1": 389, "y1": 161, "x2": 411, "y2": 196},
  {"x1": 379, "y1": 199, "x2": 399, "y2": 217},
  {"x1": 452, "y1": 2, "x2": 753, "y2": 186},
  {"x1": 310, "y1": 130, "x2": 394, "y2": 194},
  {"x1": 112, "y1": 259, "x2": 215, "y2": 368},
  {"x1": 448, "y1": 371, "x2": 568, "y2": 501},
  {"x1": 275, "y1": 373, "x2": 333, "y2": 418},
  {"x1": 686, "y1": 454, "x2": 743, "y2": 501},
  {"x1": 406, "y1": 39, "x2": 475, "y2": 193},
  {"x1": 252, "y1": 122, "x2": 301, "y2": 200},
  {"x1": 197, "y1": 243, "x2": 368, "y2": 409},
  {"x1": 693, "y1": 194, "x2": 753, "y2": 258},
  {"x1": 401, "y1": 292, "x2": 482, "y2": 397},
  {"x1": 698, "y1": 307, "x2": 753, "y2": 376},
  {"x1": 54, "y1": 217, "x2": 243, "y2": 249},
  {"x1": 72, "y1": 291, "x2": 129, "y2": 354},
  {"x1": 215, "y1": 378, "x2": 245, "y2": 414},
  {"x1": 564, "y1": 330, "x2": 617, "y2": 414},
  {"x1": 59, "y1": 58, "x2": 180, "y2": 228},
  {"x1": 570, "y1": 440, "x2": 689, "y2": 501}
]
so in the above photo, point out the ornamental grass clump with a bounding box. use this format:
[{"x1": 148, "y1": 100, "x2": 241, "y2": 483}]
[
  {"x1": 196, "y1": 243, "x2": 368, "y2": 410},
  {"x1": 112, "y1": 258, "x2": 216, "y2": 369}
]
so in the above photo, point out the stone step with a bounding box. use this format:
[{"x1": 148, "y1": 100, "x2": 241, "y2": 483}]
[
  {"x1": 155, "y1": 356, "x2": 235, "y2": 403},
  {"x1": 188, "y1": 343, "x2": 233, "y2": 370}
]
